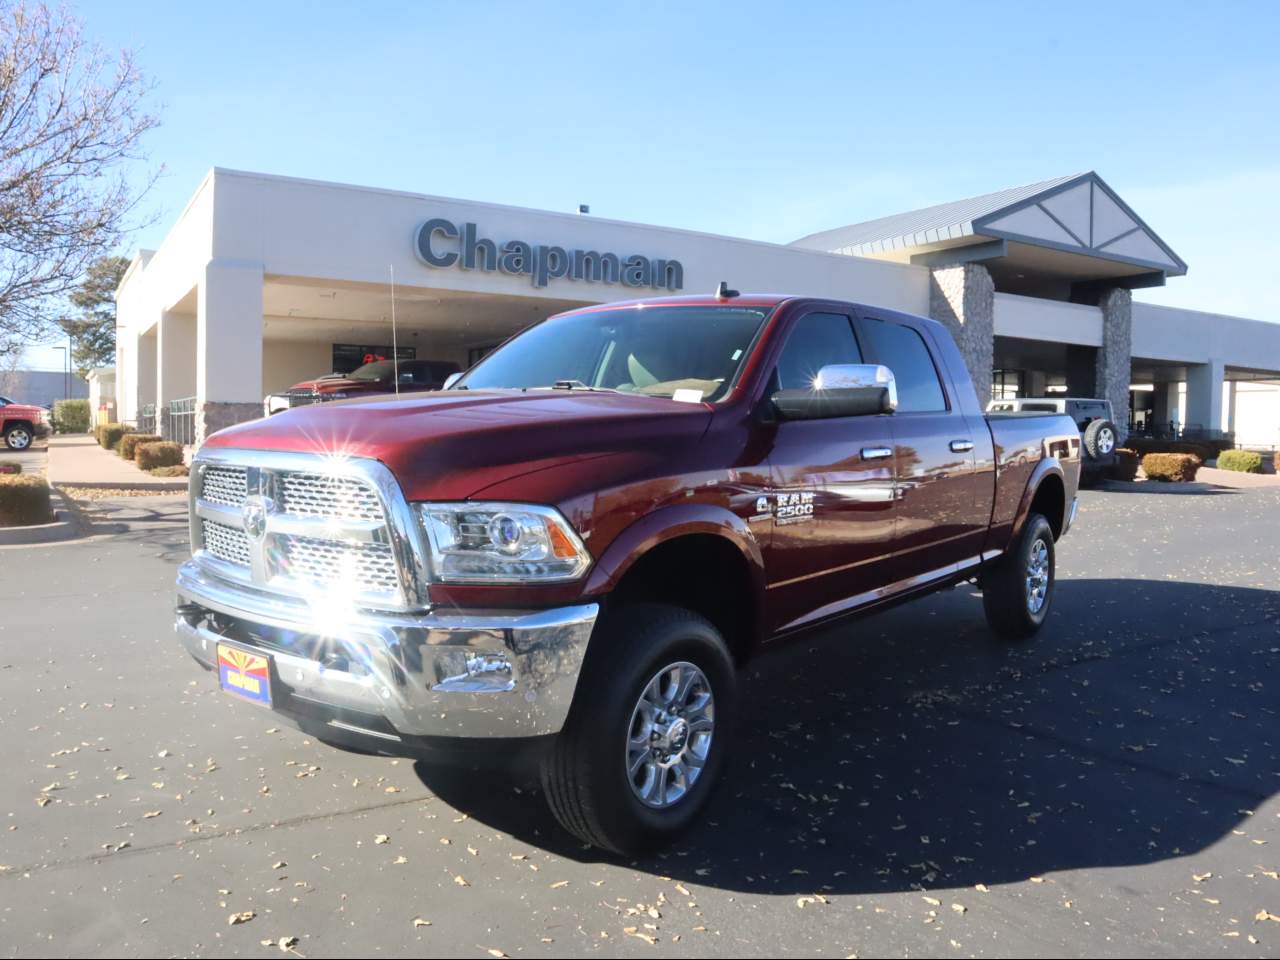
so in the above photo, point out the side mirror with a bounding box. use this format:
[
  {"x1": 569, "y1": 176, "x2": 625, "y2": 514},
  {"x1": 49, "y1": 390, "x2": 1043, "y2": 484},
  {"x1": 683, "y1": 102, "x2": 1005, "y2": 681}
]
[
  {"x1": 442, "y1": 372, "x2": 463, "y2": 390},
  {"x1": 771, "y1": 364, "x2": 898, "y2": 421}
]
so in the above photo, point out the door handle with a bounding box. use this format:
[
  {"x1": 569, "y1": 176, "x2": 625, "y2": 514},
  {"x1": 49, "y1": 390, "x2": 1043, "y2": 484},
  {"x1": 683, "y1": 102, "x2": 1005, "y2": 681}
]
[
  {"x1": 861, "y1": 446, "x2": 893, "y2": 460},
  {"x1": 950, "y1": 439, "x2": 974, "y2": 453}
]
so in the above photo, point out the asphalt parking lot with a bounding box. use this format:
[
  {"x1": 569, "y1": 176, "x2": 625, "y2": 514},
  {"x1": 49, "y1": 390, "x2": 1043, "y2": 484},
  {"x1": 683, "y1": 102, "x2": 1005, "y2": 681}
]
[
  {"x1": 0, "y1": 437, "x2": 47, "y2": 474},
  {"x1": 1, "y1": 484, "x2": 1277, "y2": 958}
]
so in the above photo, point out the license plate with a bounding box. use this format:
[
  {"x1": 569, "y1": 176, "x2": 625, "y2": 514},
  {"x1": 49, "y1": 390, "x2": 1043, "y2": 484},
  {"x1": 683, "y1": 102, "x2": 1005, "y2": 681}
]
[{"x1": 217, "y1": 643, "x2": 273, "y2": 707}]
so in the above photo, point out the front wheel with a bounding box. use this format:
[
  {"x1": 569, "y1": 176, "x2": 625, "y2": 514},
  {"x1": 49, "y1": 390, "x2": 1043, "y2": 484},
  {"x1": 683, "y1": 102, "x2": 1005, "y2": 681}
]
[
  {"x1": 540, "y1": 603, "x2": 737, "y2": 854},
  {"x1": 982, "y1": 512, "x2": 1056, "y2": 642},
  {"x1": 4, "y1": 424, "x2": 32, "y2": 450}
]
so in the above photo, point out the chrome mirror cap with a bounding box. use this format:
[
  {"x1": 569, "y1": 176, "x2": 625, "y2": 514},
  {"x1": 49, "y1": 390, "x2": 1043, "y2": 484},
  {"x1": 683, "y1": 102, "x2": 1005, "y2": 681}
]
[{"x1": 813, "y1": 363, "x2": 898, "y2": 412}]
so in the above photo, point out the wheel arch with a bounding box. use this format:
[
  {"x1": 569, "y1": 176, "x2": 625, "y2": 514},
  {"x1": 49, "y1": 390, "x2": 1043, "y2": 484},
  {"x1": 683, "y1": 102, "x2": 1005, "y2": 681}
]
[
  {"x1": 586, "y1": 503, "x2": 766, "y2": 662},
  {"x1": 1020, "y1": 466, "x2": 1067, "y2": 541}
]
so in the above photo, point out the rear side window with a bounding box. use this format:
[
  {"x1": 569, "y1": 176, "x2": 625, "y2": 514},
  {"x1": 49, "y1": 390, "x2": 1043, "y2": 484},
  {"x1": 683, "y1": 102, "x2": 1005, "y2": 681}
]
[
  {"x1": 862, "y1": 320, "x2": 946, "y2": 413},
  {"x1": 774, "y1": 313, "x2": 862, "y2": 390}
]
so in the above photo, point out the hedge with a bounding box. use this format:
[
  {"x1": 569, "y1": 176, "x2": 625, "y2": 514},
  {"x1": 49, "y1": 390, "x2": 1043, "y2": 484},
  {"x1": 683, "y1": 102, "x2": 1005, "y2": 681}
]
[
  {"x1": 148, "y1": 464, "x2": 189, "y2": 478},
  {"x1": 0, "y1": 474, "x2": 53, "y2": 526},
  {"x1": 135, "y1": 441, "x2": 184, "y2": 470},
  {"x1": 119, "y1": 433, "x2": 162, "y2": 460},
  {"x1": 1142, "y1": 452, "x2": 1201, "y2": 482},
  {"x1": 96, "y1": 422, "x2": 128, "y2": 450},
  {"x1": 1216, "y1": 449, "x2": 1264, "y2": 473},
  {"x1": 52, "y1": 399, "x2": 90, "y2": 434},
  {"x1": 1110, "y1": 448, "x2": 1140, "y2": 482}
]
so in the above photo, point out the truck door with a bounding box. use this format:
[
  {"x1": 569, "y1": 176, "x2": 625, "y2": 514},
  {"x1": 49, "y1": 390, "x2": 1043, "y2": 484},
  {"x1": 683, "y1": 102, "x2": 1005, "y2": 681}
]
[
  {"x1": 855, "y1": 312, "x2": 992, "y2": 582},
  {"x1": 763, "y1": 308, "x2": 897, "y2": 634}
]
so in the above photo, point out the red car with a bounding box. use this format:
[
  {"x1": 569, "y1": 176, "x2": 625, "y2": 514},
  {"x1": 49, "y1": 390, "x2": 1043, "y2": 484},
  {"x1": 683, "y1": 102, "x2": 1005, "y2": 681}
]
[
  {"x1": 265, "y1": 358, "x2": 461, "y2": 414},
  {"x1": 0, "y1": 396, "x2": 49, "y2": 450},
  {"x1": 178, "y1": 292, "x2": 1080, "y2": 853}
]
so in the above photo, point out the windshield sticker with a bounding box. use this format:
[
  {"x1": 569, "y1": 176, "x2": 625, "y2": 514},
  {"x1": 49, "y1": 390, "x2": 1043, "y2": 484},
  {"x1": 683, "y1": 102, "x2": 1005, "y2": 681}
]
[{"x1": 672, "y1": 388, "x2": 704, "y2": 404}]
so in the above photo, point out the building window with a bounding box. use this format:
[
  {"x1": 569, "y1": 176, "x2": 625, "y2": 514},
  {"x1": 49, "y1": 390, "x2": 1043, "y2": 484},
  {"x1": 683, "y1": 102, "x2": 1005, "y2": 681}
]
[{"x1": 991, "y1": 369, "x2": 1023, "y2": 401}]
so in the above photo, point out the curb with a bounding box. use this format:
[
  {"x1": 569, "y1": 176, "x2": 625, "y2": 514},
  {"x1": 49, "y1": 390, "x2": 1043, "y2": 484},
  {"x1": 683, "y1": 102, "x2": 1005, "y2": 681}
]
[{"x1": 0, "y1": 487, "x2": 91, "y2": 546}]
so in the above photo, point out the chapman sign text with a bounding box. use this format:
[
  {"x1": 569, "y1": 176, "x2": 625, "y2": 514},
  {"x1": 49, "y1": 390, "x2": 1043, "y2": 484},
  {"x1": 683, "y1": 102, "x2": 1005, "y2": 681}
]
[{"x1": 414, "y1": 218, "x2": 684, "y2": 291}]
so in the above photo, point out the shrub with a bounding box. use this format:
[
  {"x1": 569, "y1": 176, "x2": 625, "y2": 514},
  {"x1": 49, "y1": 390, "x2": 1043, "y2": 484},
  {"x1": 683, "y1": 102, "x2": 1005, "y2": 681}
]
[
  {"x1": 1110, "y1": 448, "x2": 1140, "y2": 482},
  {"x1": 0, "y1": 474, "x2": 53, "y2": 526},
  {"x1": 52, "y1": 399, "x2": 91, "y2": 434},
  {"x1": 148, "y1": 464, "x2": 189, "y2": 478},
  {"x1": 119, "y1": 433, "x2": 162, "y2": 460},
  {"x1": 0, "y1": 462, "x2": 20, "y2": 475},
  {"x1": 135, "y1": 441, "x2": 184, "y2": 471},
  {"x1": 1142, "y1": 452, "x2": 1200, "y2": 482},
  {"x1": 97, "y1": 422, "x2": 127, "y2": 450},
  {"x1": 1216, "y1": 449, "x2": 1264, "y2": 473}
]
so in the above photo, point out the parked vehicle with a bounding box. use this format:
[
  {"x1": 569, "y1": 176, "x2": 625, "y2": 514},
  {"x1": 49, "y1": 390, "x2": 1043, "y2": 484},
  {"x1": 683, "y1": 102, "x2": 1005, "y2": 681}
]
[
  {"x1": 176, "y1": 293, "x2": 1080, "y2": 853},
  {"x1": 987, "y1": 396, "x2": 1117, "y2": 485},
  {"x1": 263, "y1": 358, "x2": 462, "y2": 415},
  {"x1": 0, "y1": 396, "x2": 50, "y2": 450}
]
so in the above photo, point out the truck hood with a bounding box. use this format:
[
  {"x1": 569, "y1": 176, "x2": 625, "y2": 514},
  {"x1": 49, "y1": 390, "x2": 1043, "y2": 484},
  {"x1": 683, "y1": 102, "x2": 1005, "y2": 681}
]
[
  {"x1": 287, "y1": 377, "x2": 372, "y2": 394},
  {"x1": 203, "y1": 389, "x2": 713, "y2": 501}
]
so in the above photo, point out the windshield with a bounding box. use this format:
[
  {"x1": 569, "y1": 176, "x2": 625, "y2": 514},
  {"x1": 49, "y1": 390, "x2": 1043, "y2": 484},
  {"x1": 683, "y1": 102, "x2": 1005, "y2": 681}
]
[
  {"x1": 455, "y1": 304, "x2": 772, "y2": 402},
  {"x1": 348, "y1": 360, "x2": 396, "y2": 381}
]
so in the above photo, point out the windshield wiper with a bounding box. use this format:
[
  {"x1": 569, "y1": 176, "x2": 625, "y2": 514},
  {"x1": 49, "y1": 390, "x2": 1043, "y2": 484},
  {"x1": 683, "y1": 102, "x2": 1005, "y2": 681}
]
[{"x1": 549, "y1": 380, "x2": 616, "y2": 392}]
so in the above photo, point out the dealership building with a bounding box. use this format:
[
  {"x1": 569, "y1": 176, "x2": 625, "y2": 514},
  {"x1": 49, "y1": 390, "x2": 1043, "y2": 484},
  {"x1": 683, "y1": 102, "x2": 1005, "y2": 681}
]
[{"x1": 115, "y1": 167, "x2": 1280, "y2": 447}]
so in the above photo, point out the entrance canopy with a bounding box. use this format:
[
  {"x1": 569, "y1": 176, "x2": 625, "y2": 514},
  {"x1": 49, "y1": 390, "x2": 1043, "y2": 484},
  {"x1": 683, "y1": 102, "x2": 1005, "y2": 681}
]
[{"x1": 791, "y1": 172, "x2": 1187, "y2": 296}]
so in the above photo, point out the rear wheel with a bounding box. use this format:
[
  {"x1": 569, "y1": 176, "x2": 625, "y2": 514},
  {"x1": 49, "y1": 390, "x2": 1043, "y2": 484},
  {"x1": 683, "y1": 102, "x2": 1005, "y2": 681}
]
[
  {"x1": 982, "y1": 513, "x2": 1055, "y2": 642},
  {"x1": 4, "y1": 423, "x2": 32, "y2": 450},
  {"x1": 540, "y1": 603, "x2": 736, "y2": 854}
]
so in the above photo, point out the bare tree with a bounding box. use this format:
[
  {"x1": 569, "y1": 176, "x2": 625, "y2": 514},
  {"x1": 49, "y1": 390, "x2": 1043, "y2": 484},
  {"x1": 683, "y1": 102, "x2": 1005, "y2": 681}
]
[{"x1": 0, "y1": 2, "x2": 157, "y2": 358}]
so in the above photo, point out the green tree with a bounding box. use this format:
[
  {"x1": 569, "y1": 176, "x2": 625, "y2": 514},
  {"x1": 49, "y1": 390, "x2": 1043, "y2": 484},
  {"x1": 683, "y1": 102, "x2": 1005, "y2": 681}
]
[{"x1": 57, "y1": 255, "x2": 130, "y2": 377}]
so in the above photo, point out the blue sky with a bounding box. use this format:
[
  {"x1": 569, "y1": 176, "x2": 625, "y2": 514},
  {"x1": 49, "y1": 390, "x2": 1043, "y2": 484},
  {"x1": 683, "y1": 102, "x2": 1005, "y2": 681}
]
[{"x1": 24, "y1": 0, "x2": 1280, "y2": 370}]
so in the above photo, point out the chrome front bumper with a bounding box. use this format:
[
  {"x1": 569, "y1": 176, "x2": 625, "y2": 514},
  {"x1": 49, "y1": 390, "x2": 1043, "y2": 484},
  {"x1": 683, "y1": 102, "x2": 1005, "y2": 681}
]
[{"x1": 176, "y1": 560, "x2": 598, "y2": 740}]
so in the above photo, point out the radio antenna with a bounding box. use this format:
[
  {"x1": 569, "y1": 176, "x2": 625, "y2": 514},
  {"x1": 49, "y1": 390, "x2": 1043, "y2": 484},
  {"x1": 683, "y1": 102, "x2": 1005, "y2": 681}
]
[{"x1": 389, "y1": 264, "x2": 400, "y2": 395}]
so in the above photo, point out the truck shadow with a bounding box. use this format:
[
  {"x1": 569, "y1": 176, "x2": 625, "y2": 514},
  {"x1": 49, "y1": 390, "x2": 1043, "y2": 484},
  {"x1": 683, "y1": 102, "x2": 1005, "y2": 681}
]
[
  {"x1": 413, "y1": 577, "x2": 1279, "y2": 894},
  {"x1": 1097, "y1": 480, "x2": 1238, "y2": 496}
]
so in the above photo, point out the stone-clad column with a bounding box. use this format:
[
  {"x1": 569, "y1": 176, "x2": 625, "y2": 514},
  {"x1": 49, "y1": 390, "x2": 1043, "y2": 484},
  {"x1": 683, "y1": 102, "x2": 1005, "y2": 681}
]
[
  {"x1": 1095, "y1": 287, "x2": 1132, "y2": 443},
  {"x1": 929, "y1": 263, "x2": 994, "y2": 403}
]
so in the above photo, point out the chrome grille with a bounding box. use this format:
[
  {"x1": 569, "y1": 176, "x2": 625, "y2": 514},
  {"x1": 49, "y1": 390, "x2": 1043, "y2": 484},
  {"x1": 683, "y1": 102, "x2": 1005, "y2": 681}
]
[
  {"x1": 201, "y1": 465, "x2": 247, "y2": 507},
  {"x1": 279, "y1": 535, "x2": 400, "y2": 594},
  {"x1": 203, "y1": 519, "x2": 252, "y2": 567},
  {"x1": 192, "y1": 455, "x2": 408, "y2": 606},
  {"x1": 279, "y1": 473, "x2": 384, "y2": 523}
]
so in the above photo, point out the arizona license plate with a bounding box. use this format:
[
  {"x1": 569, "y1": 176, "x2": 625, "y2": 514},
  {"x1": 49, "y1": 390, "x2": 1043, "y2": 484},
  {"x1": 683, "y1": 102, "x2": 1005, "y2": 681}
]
[{"x1": 216, "y1": 643, "x2": 273, "y2": 707}]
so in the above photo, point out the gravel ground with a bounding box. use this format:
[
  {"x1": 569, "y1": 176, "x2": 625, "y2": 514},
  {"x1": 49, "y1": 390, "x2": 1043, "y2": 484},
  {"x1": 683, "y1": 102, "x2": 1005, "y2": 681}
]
[{"x1": 0, "y1": 485, "x2": 1276, "y2": 958}]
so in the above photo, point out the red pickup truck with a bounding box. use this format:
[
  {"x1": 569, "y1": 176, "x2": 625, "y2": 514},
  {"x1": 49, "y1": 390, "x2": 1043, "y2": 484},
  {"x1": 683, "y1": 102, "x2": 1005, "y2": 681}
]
[
  {"x1": 176, "y1": 292, "x2": 1080, "y2": 853},
  {"x1": 0, "y1": 396, "x2": 50, "y2": 450},
  {"x1": 264, "y1": 358, "x2": 462, "y2": 414}
]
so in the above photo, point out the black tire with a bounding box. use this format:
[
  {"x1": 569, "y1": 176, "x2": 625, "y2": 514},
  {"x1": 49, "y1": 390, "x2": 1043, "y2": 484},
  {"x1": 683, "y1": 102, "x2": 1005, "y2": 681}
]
[
  {"x1": 982, "y1": 513, "x2": 1055, "y2": 642},
  {"x1": 540, "y1": 602, "x2": 737, "y2": 855},
  {"x1": 4, "y1": 423, "x2": 33, "y2": 450},
  {"x1": 1083, "y1": 419, "x2": 1117, "y2": 459}
]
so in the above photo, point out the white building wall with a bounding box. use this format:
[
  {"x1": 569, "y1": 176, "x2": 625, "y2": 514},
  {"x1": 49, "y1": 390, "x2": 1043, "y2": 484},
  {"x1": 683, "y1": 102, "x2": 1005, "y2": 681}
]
[
  {"x1": 994, "y1": 292, "x2": 1103, "y2": 346},
  {"x1": 209, "y1": 169, "x2": 932, "y2": 315},
  {"x1": 1132, "y1": 302, "x2": 1280, "y2": 368},
  {"x1": 261, "y1": 339, "x2": 335, "y2": 395}
]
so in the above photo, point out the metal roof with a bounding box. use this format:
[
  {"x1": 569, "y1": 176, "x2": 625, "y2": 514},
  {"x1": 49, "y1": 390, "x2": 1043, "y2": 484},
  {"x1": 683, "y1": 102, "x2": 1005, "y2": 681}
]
[{"x1": 790, "y1": 172, "x2": 1187, "y2": 277}]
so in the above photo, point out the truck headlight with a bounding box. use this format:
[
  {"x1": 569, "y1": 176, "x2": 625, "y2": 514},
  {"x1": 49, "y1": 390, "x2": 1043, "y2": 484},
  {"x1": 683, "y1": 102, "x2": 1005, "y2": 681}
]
[{"x1": 416, "y1": 502, "x2": 591, "y2": 583}]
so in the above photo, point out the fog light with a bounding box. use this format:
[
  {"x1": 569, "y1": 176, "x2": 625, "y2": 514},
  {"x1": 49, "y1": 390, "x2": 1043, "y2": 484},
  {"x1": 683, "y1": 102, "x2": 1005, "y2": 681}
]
[{"x1": 431, "y1": 650, "x2": 515, "y2": 693}]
